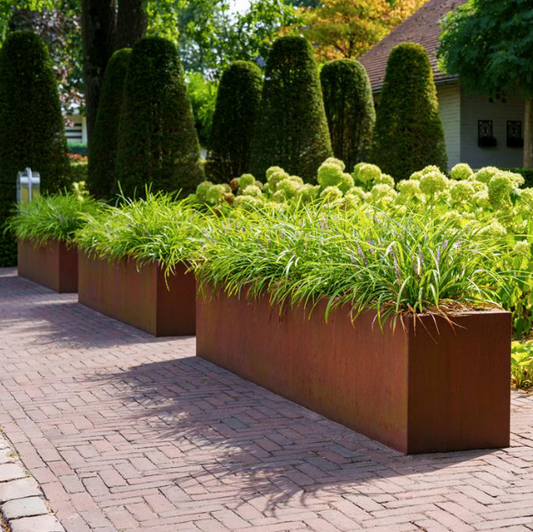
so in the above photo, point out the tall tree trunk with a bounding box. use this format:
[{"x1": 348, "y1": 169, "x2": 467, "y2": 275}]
[
  {"x1": 524, "y1": 97, "x2": 533, "y2": 168},
  {"x1": 116, "y1": 0, "x2": 147, "y2": 50},
  {"x1": 81, "y1": 0, "x2": 116, "y2": 143}
]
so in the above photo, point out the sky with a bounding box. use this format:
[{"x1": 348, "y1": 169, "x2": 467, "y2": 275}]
[{"x1": 232, "y1": 0, "x2": 251, "y2": 13}]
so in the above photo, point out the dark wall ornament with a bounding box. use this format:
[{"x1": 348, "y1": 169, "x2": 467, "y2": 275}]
[
  {"x1": 507, "y1": 120, "x2": 524, "y2": 148},
  {"x1": 478, "y1": 120, "x2": 497, "y2": 148}
]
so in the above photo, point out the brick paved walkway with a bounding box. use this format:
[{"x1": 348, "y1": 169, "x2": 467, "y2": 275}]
[{"x1": 1, "y1": 268, "x2": 533, "y2": 532}]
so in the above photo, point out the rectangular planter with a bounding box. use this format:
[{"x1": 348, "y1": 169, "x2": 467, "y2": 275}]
[
  {"x1": 197, "y1": 287, "x2": 511, "y2": 454},
  {"x1": 78, "y1": 252, "x2": 196, "y2": 337},
  {"x1": 18, "y1": 238, "x2": 78, "y2": 293}
]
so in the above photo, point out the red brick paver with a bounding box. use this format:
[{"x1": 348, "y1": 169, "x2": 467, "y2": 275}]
[{"x1": 1, "y1": 268, "x2": 533, "y2": 532}]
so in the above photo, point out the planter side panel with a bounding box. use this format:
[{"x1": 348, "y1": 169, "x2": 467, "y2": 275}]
[
  {"x1": 18, "y1": 239, "x2": 78, "y2": 293},
  {"x1": 197, "y1": 289, "x2": 410, "y2": 452},
  {"x1": 78, "y1": 253, "x2": 158, "y2": 335},
  {"x1": 156, "y1": 262, "x2": 196, "y2": 336},
  {"x1": 407, "y1": 312, "x2": 511, "y2": 453}
]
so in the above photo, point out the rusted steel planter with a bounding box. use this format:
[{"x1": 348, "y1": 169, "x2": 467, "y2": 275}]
[
  {"x1": 78, "y1": 252, "x2": 196, "y2": 337},
  {"x1": 18, "y1": 238, "x2": 78, "y2": 293},
  {"x1": 197, "y1": 287, "x2": 511, "y2": 454}
]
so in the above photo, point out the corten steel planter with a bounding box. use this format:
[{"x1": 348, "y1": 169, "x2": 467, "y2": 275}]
[
  {"x1": 197, "y1": 287, "x2": 511, "y2": 454},
  {"x1": 78, "y1": 252, "x2": 196, "y2": 337},
  {"x1": 18, "y1": 238, "x2": 78, "y2": 293}
]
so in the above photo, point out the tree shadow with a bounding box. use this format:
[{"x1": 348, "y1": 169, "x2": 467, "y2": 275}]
[
  {"x1": 0, "y1": 270, "x2": 191, "y2": 349},
  {"x1": 98, "y1": 354, "x2": 501, "y2": 514}
]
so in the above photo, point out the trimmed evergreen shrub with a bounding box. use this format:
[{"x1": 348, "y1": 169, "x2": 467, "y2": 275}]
[
  {"x1": 250, "y1": 36, "x2": 332, "y2": 183},
  {"x1": 70, "y1": 162, "x2": 89, "y2": 184},
  {"x1": 207, "y1": 61, "x2": 262, "y2": 183},
  {"x1": 371, "y1": 43, "x2": 447, "y2": 180},
  {"x1": 0, "y1": 31, "x2": 70, "y2": 266},
  {"x1": 88, "y1": 48, "x2": 131, "y2": 199},
  {"x1": 321, "y1": 59, "x2": 375, "y2": 170},
  {"x1": 115, "y1": 37, "x2": 203, "y2": 198}
]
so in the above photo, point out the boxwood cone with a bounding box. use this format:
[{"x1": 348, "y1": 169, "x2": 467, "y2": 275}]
[
  {"x1": 371, "y1": 43, "x2": 447, "y2": 180},
  {"x1": 321, "y1": 59, "x2": 375, "y2": 170},
  {"x1": 0, "y1": 31, "x2": 70, "y2": 266},
  {"x1": 88, "y1": 48, "x2": 132, "y2": 199},
  {"x1": 207, "y1": 61, "x2": 263, "y2": 184},
  {"x1": 250, "y1": 36, "x2": 332, "y2": 183},
  {"x1": 115, "y1": 37, "x2": 203, "y2": 198}
]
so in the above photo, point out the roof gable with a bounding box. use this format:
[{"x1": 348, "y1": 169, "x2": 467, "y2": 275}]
[{"x1": 359, "y1": 0, "x2": 465, "y2": 92}]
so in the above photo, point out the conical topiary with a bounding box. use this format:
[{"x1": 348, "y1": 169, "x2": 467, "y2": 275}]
[
  {"x1": 250, "y1": 36, "x2": 332, "y2": 183},
  {"x1": 0, "y1": 31, "x2": 70, "y2": 266},
  {"x1": 207, "y1": 61, "x2": 263, "y2": 183},
  {"x1": 371, "y1": 43, "x2": 447, "y2": 180},
  {"x1": 88, "y1": 48, "x2": 132, "y2": 199},
  {"x1": 321, "y1": 59, "x2": 375, "y2": 170},
  {"x1": 115, "y1": 37, "x2": 203, "y2": 197}
]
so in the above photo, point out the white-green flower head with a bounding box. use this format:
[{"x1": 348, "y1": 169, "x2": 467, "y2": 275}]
[
  {"x1": 288, "y1": 175, "x2": 304, "y2": 186},
  {"x1": 474, "y1": 166, "x2": 500, "y2": 183},
  {"x1": 371, "y1": 183, "x2": 397, "y2": 203},
  {"x1": 233, "y1": 195, "x2": 263, "y2": 209},
  {"x1": 472, "y1": 189, "x2": 490, "y2": 209},
  {"x1": 205, "y1": 184, "x2": 226, "y2": 205},
  {"x1": 513, "y1": 240, "x2": 531, "y2": 258},
  {"x1": 347, "y1": 186, "x2": 368, "y2": 201},
  {"x1": 320, "y1": 185, "x2": 343, "y2": 202},
  {"x1": 375, "y1": 173, "x2": 395, "y2": 187},
  {"x1": 450, "y1": 180, "x2": 475, "y2": 204},
  {"x1": 196, "y1": 181, "x2": 214, "y2": 202},
  {"x1": 298, "y1": 184, "x2": 320, "y2": 202},
  {"x1": 317, "y1": 160, "x2": 344, "y2": 187},
  {"x1": 479, "y1": 220, "x2": 507, "y2": 237},
  {"x1": 420, "y1": 165, "x2": 444, "y2": 176},
  {"x1": 502, "y1": 170, "x2": 525, "y2": 188},
  {"x1": 272, "y1": 190, "x2": 286, "y2": 203},
  {"x1": 352, "y1": 162, "x2": 381, "y2": 183},
  {"x1": 339, "y1": 173, "x2": 355, "y2": 193},
  {"x1": 239, "y1": 173, "x2": 256, "y2": 190},
  {"x1": 266, "y1": 167, "x2": 289, "y2": 187},
  {"x1": 419, "y1": 171, "x2": 449, "y2": 196},
  {"x1": 470, "y1": 180, "x2": 488, "y2": 193},
  {"x1": 397, "y1": 179, "x2": 421, "y2": 198},
  {"x1": 322, "y1": 157, "x2": 345, "y2": 171},
  {"x1": 242, "y1": 184, "x2": 262, "y2": 198},
  {"x1": 518, "y1": 188, "x2": 533, "y2": 210},
  {"x1": 277, "y1": 178, "x2": 301, "y2": 198},
  {"x1": 488, "y1": 172, "x2": 515, "y2": 208},
  {"x1": 450, "y1": 163, "x2": 474, "y2": 181},
  {"x1": 409, "y1": 170, "x2": 424, "y2": 181}
]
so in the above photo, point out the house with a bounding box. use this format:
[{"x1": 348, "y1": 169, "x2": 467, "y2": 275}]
[
  {"x1": 65, "y1": 113, "x2": 88, "y2": 145},
  {"x1": 358, "y1": 0, "x2": 525, "y2": 169}
]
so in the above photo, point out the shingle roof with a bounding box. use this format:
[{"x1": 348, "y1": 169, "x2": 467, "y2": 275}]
[{"x1": 359, "y1": 0, "x2": 465, "y2": 92}]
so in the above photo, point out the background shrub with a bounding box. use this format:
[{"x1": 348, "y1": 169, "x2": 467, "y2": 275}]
[
  {"x1": 371, "y1": 43, "x2": 447, "y2": 180},
  {"x1": 186, "y1": 72, "x2": 218, "y2": 148},
  {"x1": 207, "y1": 61, "x2": 263, "y2": 183},
  {"x1": 0, "y1": 31, "x2": 70, "y2": 266},
  {"x1": 88, "y1": 48, "x2": 131, "y2": 199},
  {"x1": 320, "y1": 59, "x2": 375, "y2": 170},
  {"x1": 250, "y1": 36, "x2": 332, "y2": 183},
  {"x1": 68, "y1": 141, "x2": 88, "y2": 157},
  {"x1": 70, "y1": 162, "x2": 88, "y2": 184},
  {"x1": 115, "y1": 37, "x2": 203, "y2": 198}
]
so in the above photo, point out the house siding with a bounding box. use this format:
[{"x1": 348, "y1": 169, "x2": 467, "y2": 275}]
[
  {"x1": 460, "y1": 89, "x2": 524, "y2": 169},
  {"x1": 437, "y1": 84, "x2": 461, "y2": 168}
]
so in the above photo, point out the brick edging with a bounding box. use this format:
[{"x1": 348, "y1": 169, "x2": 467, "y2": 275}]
[{"x1": 0, "y1": 430, "x2": 64, "y2": 532}]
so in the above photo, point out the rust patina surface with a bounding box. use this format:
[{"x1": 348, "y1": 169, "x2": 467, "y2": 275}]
[
  {"x1": 196, "y1": 287, "x2": 511, "y2": 454},
  {"x1": 18, "y1": 238, "x2": 78, "y2": 293},
  {"x1": 78, "y1": 253, "x2": 196, "y2": 337}
]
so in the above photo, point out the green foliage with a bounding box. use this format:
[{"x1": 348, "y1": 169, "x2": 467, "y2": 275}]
[
  {"x1": 175, "y1": 0, "x2": 303, "y2": 75},
  {"x1": 88, "y1": 48, "x2": 131, "y2": 199},
  {"x1": 439, "y1": 0, "x2": 533, "y2": 98},
  {"x1": 250, "y1": 36, "x2": 332, "y2": 183},
  {"x1": 5, "y1": 192, "x2": 102, "y2": 244},
  {"x1": 75, "y1": 192, "x2": 205, "y2": 272},
  {"x1": 70, "y1": 162, "x2": 88, "y2": 184},
  {"x1": 207, "y1": 61, "x2": 263, "y2": 183},
  {"x1": 186, "y1": 72, "x2": 218, "y2": 147},
  {"x1": 320, "y1": 59, "x2": 375, "y2": 170},
  {"x1": 115, "y1": 37, "x2": 203, "y2": 198},
  {"x1": 371, "y1": 43, "x2": 447, "y2": 181},
  {"x1": 68, "y1": 141, "x2": 88, "y2": 156},
  {"x1": 511, "y1": 341, "x2": 533, "y2": 389},
  {"x1": 193, "y1": 203, "x2": 514, "y2": 328},
  {"x1": 0, "y1": 30, "x2": 71, "y2": 266}
]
